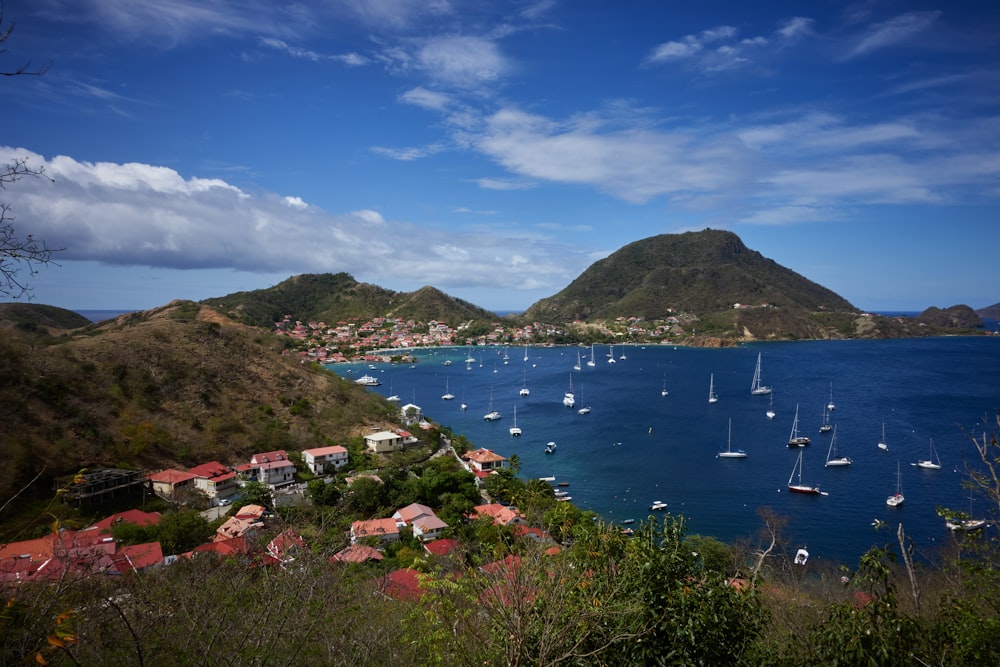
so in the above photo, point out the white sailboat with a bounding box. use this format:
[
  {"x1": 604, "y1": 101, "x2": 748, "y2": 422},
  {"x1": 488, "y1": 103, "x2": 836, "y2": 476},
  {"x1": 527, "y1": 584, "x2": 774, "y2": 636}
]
[
  {"x1": 946, "y1": 492, "x2": 987, "y2": 531},
  {"x1": 827, "y1": 382, "x2": 835, "y2": 412},
  {"x1": 819, "y1": 405, "x2": 832, "y2": 433},
  {"x1": 877, "y1": 422, "x2": 889, "y2": 451},
  {"x1": 573, "y1": 349, "x2": 582, "y2": 371},
  {"x1": 766, "y1": 393, "x2": 776, "y2": 419},
  {"x1": 787, "y1": 403, "x2": 810, "y2": 446},
  {"x1": 915, "y1": 438, "x2": 941, "y2": 469},
  {"x1": 661, "y1": 373, "x2": 669, "y2": 397},
  {"x1": 577, "y1": 383, "x2": 590, "y2": 415},
  {"x1": 717, "y1": 418, "x2": 748, "y2": 458},
  {"x1": 750, "y1": 351, "x2": 771, "y2": 395},
  {"x1": 886, "y1": 462, "x2": 904, "y2": 507},
  {"x1": 607, "y1": 344, "x2": 616, "y2": 364},
  {"x1": 563, "y1": 374, "x2": 575, "y2": 408},
  {"x1": 708, "y1": 374, "x2": 718, "y2": 404},
  {"x1": 523, "y1": 344, "x2": 529, "y2": 363},
  {"x1": 483, "y1": 387, "x2": 501, "y2": 421},
  {"x1": 586, "y1": 343, "x2": 596, "y2": 367},
  {"x1": 824, "y1": 425, "x2": 851, "y2": 467},
  {"x1": 519, "y1": 370, "x2": 530, "y2": 397},
  {"x1": 545, "y1": 441, "x2": 557, "y2": 454},
  {"x1": 386, "y1": 378, "x2": 400, "y2": 403},
  {"x1": 787, "y1": 449, "x2": 821, "y2": 494},
  {"x1": 619, "y1": 345, "x2": 627, "y2": 361},
  {"x1": 509, "y1": 405, "x2": 521, "y2": 437},
  {"x1": 441, "y1": 378, "x2": 455, "y2": 400}
]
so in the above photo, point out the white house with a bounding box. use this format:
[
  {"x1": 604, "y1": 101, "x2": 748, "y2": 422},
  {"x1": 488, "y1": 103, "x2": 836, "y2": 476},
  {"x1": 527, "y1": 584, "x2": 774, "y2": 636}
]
[
  {"x1": 364, "y1": 430, "x2": 418, "y2": 454},
  {"x1": 393, "y1": 503, "x2": 449, "y2": 542},
  {"x1": 302, "y1": 445, "x2": 349, "y2": 474}
]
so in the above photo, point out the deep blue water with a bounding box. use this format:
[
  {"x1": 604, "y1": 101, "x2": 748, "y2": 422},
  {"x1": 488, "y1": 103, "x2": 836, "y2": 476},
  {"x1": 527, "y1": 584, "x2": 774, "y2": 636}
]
[
  {"x1": 331, "y1": 337, "x2": 1000, "y2": 567},
  {"x1": 74, "y1": 309, "x2": 137, "y2": 322}
]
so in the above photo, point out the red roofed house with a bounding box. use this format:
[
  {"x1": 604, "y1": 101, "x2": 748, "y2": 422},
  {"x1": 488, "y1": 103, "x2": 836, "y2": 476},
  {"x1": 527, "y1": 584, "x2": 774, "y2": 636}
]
[
  {"x1": 89, "y1": 509, "x2": 162, "y2": 534},
  {"x1": 187, "y1": 461, "x2": 238, "y2": 500},
  {"x1": 330, "y1": 544, "x2": 385, "y2": 564},
  {"x1": 423, "y1": 538, "x2": 459, "y2": 558},
  {"x1": 392, "y1": 503, "x2": 449, "y2": 542},
  {"x1": 110, "y1": 541, "x2": 164, "y2": 574},
  {"x1": 302, "y1": 445, "x2": 349, "y2": 474},
  {"x1": 378, "y1": 568, "x2": 424, "y2": 601},
  {"x1": 266, "y1": 529, "x2": 307, "y2": 566},
  {"x1": 250, "y1": 450, "x2": 289, "y2": 465},
  {"x1": 469, "y1": 503, "x2": 523, "y2": 527},
  {"x1": 147, "y1": 469, "x2": 198, "y2": 500},
  {"x1": 462, "y1": 448, "x2": 507, "y2": 473},
  {"x1": 350, "y1": 518, "x2": 403, "y2": 545}
]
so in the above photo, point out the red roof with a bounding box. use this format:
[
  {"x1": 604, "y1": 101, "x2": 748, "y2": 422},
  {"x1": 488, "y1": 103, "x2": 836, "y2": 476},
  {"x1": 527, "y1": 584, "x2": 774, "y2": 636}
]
[
  {"x1": 148, "y1": 469, "x2": 198, "y2": 484},
  {"x1": 90, "y1": 509, "x2": 162, "y2": 533},
  {"x1": 379, "y1": 568, "x2": 424, "y2": 601},
  {"x1": 330, "y1": 544, "x2": 384, "y2": 563},
  {"x1": 424, "y1": 538, "x2": 459, "y2": 557},
  {"x1": 111, "y1": 542, "x2": 164, "y2": 573}
]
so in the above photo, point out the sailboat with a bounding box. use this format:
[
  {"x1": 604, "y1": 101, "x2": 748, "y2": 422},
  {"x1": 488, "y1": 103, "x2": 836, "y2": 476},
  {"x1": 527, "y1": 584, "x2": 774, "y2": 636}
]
[
  {"x1": 619, "y1": 345, "x2": 627, "y2": 361},
  {"x1": 787, "y1": 403, "x2": 811, "y2": 446},
  {"x1": 787, "y1": 449, "x2": 821, "y2": 494},
  {"x1": 586, "y1": 343, "x2": 596, "y2": 367},
  {"x1": 946, "y1": 491, "x2": 987, "y2": 531},
  {"x1": 577, "y1": 383, "x2": 590, "y2": 415},
  {"x1": 827, "y1": 383, "x2": 835, "y2": 412},
  {"x1": 441, "y1": 378, "x2": 455, "y2": 400},
  {"x1": 750, "y1": 351, "x2": 771, "y2": 395},
  {"x1": 915, "y1": 438, "x2": 941, "y2": 469},
  {"x1": 509, "y1": 405, "x2": 521, "y2": 437},
  {"x1": 563, "y1": 374, "x2": 576, "y2": 408},
  {"x1": 519, "y1": 370, "x2": 530, "y2": 397},
  {"x1": 886, "y1": 462, "x2": 904, "y2": 507},
  {"x1": 708, "y1": 374, "x2": 718, "y2": 404},
  {"x1": 386, "y1": 378, "x2": 400, "y2": 403},
  {"x1": 545, "y1": 441, "x2": 557, "y2": 454},
  {"x1": 877, "y1": 423, "x2": 889, "y2": 451},
  {"x1": 766, "y1": 393, "x2": 776, "y2": 419},
  {"x1": 661, "y1": 373, "x2": 669, "y2": 397},
  {"x1": 483, "y1": 387, "x2": 501, "y2": 421},
  {"x1": 573, "y1": 349, "x2": 582, "y2": 372},
  {"x1": 607, "y1": 344, "x2": 616, "y2": 364},
  {"x1": 819, "y1": 405, "x2": 832, "y2": 433},
  {"x1": 717, "y1": 418, "x2": 748, "y2": 458},
  {"x1": 523, "y1": 344, "x2": 529, "y2": 363},
  {"x1": 824, "y1": 425, "x2": 852, "y2": 467}
]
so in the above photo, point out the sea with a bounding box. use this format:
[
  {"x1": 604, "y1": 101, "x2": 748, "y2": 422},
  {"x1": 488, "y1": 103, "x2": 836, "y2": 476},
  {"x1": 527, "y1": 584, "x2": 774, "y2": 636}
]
[{"x1": 329, "y1": 334, "x2": 1000, "y2": 568}]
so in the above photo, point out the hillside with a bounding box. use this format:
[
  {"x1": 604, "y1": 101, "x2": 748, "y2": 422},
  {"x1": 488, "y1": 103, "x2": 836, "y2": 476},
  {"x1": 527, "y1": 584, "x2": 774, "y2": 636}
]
[
  {"x1": 202, "y1": 272, "x2": 498, "y2": 328},
  {"x1": 975, "y1": 302, "x2": 1000, "y2": 320},
  {"x1": 0, "y1": 302, "x2": 91, "y2": 331},
  {"x1": 521, "y1": 229, "x2": 869, "y2": 340},
  {"x1": 0, "y1": 300, "x2": 395, "y2": 511}
]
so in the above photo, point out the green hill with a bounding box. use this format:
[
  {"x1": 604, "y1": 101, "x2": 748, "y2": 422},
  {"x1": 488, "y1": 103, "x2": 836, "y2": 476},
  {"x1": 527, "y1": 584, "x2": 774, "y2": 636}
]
[
  {"x1": 0, "y1": 300, "x2": 396, "y2": 516},
  {"x1": 0, "y1": 302, "x2": 92, "y2": 331},
  {"x1": 201, "y1": 273, "x2": 499, "y2": 328},
  {"x1": 521, "y1": 229, "x2": 861, "y2": 340}
]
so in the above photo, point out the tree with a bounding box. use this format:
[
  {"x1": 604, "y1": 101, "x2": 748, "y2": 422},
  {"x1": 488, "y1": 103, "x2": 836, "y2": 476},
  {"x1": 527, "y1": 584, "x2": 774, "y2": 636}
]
[{"x1": 1, "y1": 5, "x2": 57, "y2": 299}]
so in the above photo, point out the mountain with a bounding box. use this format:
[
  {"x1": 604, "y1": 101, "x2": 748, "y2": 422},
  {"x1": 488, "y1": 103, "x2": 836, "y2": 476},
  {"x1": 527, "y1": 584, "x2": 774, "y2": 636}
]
[
  {"x1": 0, "y1": 300, "x2": 395, "y2": 518},
  {"x1": 916, "y1": 304, "x2": 982, "y2": 329},
  {"x1": 522, "y1": 230, "x2": 859, "y2": 340},
  {"x1": 975, "y1": 302, "x2": 1000, "y2": 320},
  {"x1": 202, "y1": 272, "x2": 498, "y2": 328},
  {"x1": 0, "y1": 302, "x2": 91, "y2": 331}
]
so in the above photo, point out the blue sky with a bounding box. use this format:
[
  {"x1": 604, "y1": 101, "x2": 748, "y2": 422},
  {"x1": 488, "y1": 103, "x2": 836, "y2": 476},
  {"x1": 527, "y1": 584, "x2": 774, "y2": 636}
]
[{"x1": 1, "y1": 0, "x2": 998, "y2": 313}]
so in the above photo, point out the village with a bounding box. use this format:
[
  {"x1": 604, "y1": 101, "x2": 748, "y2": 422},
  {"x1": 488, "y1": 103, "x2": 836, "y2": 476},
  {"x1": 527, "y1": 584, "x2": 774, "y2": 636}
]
[
  {"x1": 272, "y1": 311, "x2": 694, "y2": 364},
  {"x1": 0, "y1": 415, "x2": 570, "y2": 602}
]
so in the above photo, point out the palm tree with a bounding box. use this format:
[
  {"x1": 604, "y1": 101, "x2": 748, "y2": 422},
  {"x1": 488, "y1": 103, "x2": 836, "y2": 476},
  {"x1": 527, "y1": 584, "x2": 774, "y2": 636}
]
[{"x1": 507, "y1": 453, "x2": 522, "y2": 475}]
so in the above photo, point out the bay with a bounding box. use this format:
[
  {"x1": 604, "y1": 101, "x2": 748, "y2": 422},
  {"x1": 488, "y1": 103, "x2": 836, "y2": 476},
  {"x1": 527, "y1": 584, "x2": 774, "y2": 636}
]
[{"x1": 330, "y1": 337, "x2": 1000, "y2": 567}]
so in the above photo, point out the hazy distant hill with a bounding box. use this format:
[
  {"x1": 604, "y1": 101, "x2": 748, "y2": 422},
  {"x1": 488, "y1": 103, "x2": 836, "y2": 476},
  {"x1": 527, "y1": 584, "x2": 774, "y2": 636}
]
[
  {"x1": 202, "y1": 272, "x2": 498, "y2": 328},
  {"x1": 975, "y1": 302, "x2": 1000, "y2": 320},
  {"x1": 523, "y1": 230, "x2": 856, "y2": 334},
  {"x1": 0, "y1": 302, "x2": 91, "y2": 330}
]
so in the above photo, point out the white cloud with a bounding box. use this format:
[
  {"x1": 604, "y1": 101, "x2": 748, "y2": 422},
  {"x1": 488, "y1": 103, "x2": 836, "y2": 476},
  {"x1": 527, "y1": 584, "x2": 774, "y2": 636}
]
[
  {"x1": 417, "y1": 35, "x2": 509, "y2": 87},
  {"x1": 475, "y1": 177, "x2": 535, "y2": 191},
  {"x1": 843, "y1": 11, "x2": 941, "y2": 60},
  {"x1": 400, "y1": 87, "x2": 453, "y2": 111},
  {"x1": 777, "y1": 17, "x2": 814, "y2": 41},
  {"x1": 0, "y1": 147, "x2": 594, "y2": 295},
  {"x1": 371, "y1": 144, "x2": 446, "y2": 161}
]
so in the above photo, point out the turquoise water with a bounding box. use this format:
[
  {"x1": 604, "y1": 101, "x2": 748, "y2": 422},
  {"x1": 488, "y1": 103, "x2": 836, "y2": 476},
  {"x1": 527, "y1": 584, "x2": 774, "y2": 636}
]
[{"x1": 331, "y1": 337, "x2": 1000, "y2": 566}]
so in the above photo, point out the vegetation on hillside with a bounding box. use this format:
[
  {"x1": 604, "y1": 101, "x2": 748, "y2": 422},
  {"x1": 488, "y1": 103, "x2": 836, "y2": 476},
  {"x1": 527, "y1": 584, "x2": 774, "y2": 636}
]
[{"x1": 202, "y1": 273, "x2": 498, "y2": 329}]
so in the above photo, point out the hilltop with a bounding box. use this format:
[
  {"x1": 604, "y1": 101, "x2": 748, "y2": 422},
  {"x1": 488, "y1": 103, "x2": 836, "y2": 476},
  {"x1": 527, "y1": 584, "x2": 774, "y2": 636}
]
[
  {"x1": 0, "y1": 302, "x2": 91, "y2": 332},
  {"x1": 202, "y1": 272, "x2": 498, "y2": 329}
]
